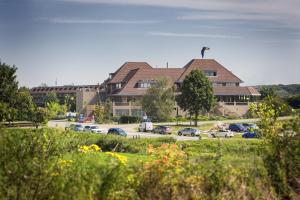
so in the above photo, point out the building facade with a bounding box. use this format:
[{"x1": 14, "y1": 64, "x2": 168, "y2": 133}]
[
  {"x1": 104, "y1": 59, "x2": 260, "y2": 117},
  {"x1": 30, "y1": 59, "x2": 260, "y2": 118},
  {"x1": 30, "y1": 85, "x2": 103, "y2": 115}
]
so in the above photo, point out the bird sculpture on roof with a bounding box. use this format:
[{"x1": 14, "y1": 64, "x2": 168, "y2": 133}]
[{"x1": 201, "y1": 47, "x2": 210, "y2": 59}]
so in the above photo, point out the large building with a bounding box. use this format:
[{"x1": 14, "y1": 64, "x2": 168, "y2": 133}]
[
  {"x1": 30, "y1": 59, "x2": 260, "y2": 118},
  {"x1": 30, "y1": 85, "x2": 103, "y2": 115},
  {"x1": 104, "y1": 59, "x2": 260, "y2": 117}
]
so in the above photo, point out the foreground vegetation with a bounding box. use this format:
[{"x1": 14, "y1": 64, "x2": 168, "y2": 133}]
[{"x1": 0, "y1": 115, "x2": 299, "y2": 200}]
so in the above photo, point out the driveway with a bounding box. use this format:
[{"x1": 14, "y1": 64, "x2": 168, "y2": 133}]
[{"x1": 47, "y1": 116, "x2": 292, "y2": 141}]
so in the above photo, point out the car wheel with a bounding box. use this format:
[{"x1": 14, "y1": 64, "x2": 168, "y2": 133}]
[
  {"x1": 178, "y1": 132, "x2": 182, "y2": 136},
  {"x1": 212, "y1": 134, "x2": 216, "y2": 138},
  {"x1": 191, "y1": 133, "x2": 195, "y2": 137}
]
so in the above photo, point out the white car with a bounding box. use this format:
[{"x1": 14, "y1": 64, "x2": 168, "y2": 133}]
[
  {"x1": 138, "y1": 121, "x2": 153, "y2": 132},
  {"x1": 90, "y1": 125, "x2": 105, "y2": 134},
  {"x1": 208, "y1": 129, "x2": 234, "y2": 138}
]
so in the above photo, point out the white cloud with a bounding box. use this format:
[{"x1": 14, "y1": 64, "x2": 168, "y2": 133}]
[
  {"x1": 45, "y1": 18, "x2": 163, "y2": 24},
  {"x1": 62, "y1": 0, "x2": 300, "y2": 28},
  {"x1": 147, "y1": 32, "x2": 241, "y2": 39}
]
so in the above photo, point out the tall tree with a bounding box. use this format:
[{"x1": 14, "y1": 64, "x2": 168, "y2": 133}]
[
  {"x1": 141, "y1": 78, "x2": 175, "y2": 122},
  {"x1": 0, "y1": 61, "x2": 19, "y2": 122},
  {"x1": 0, "y1": 61, "x2": 18, "y2": 104},
  {"x1": 177, "y1": 69, "x2": 215, "y2": 126},
  {"x1": 15, "y1": 87, "x2": 36, "y2": 121}
]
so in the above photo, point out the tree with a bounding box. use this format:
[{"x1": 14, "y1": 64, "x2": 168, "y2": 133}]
[
  {"x1": 0, "y1": 61, "x2": 19, "y2": 122},
  {"x1": 94, "y1": 100, "x2": 112, "y2": 123},
  {"x1": 64, "y1": 94, "x2": 76, "y2": 112},
  {"x1": 259, "y1": 86, "x2": 276, "y2": 99},
  {"x1": 0, "y1": 61, "x2": 18, "y2": 104},
  {"x1": 45, "y1": 92, "x2": 59, "y2": 105},
  {"x1": 15, "y1": 87, "x2": 36, "y2": 121},
  {"x1": 177, "y1": 69, "x2": 215, "y2": 126},
  {"x1": 141, "y1": 78, "x2": 175, "y2": 122}
]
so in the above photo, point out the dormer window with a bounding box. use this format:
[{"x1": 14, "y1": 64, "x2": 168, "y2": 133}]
[
  {"x1": 116, "y1": 83, "x2": 122, "y2": 89},
  {"x1": 137, "y1": 80, "x2": 155, "y2": 88},
  {"x1": 204, "y1": 70, "x2": 217, "y2": 77}
]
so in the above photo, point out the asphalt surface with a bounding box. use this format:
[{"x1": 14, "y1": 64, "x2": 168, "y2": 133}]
[{"x1": 48, "y1": 116, "x2": 292, "y2": 141}]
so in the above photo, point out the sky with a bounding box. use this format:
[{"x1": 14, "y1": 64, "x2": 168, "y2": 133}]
[{"x1": 1, "y1": 0, "x2": 300, "y2": 87}]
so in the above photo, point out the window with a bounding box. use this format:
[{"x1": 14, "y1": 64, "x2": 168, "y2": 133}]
[
  {"x1": 137, "y1": 80, "x2": 155, "y2": 88},
  {"x1": 116, "y1": 83, "x2": 122, "y2": 89},
  {"x1": 115, "y1": 109, "x2": 129, "y2": 116},
  {"x1": 204, "y1": 70, "x2": 217, "y2": 76}
]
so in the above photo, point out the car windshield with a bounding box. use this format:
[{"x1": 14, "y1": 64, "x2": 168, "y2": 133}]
[
  {"x1": 91, "y1": 126, "x2": 99, "y2": 129},
  {"x1": 75, "y1": 125, "x2": 82, "y2": 127},
  {"x1": 117, "y1": 129, "x2": 125, "y2": 133}
]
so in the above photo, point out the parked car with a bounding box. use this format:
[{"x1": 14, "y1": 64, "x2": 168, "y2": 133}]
[
  {"x1": 152, "y1": 126, "x2": 172, "y2": 134},
  {"x1": 229, "y1": 124, "x2": 247, "y2": 132},
  {"x1": 242, "y1": 131, "x2": 258, "y2": 138},
  {"x1": 208, "y1": 129, "x2": 234, "y2": 138},
  {"x1": 138, "y1": 121, "x2": 153, "y2": 132},
  {"x1": 83, "y1": 125, "x2": 93, "y2": 132},
  {"x1": 65, "y1": 123, "x2": 76, "y2": 131},
  {"x1": 242, "y1": 123, "x2": 258, "y2": 131},
  {"x1": 90, "y1": 125, "x2": 104, "y2": 134},
  {"x1": 177, "y1": 128, "x2": 200, "y2": 137},
  {"x1": 74, "y1": 124, "x2": 84, "y2": 132},
  {"x1": 107, "y1": 128, "x2": 127, "y2": 137}
]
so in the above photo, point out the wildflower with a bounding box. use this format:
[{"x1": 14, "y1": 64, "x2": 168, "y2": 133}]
[
  {"x1": 105, "y1": 152, "x2": 128, "y2": 165},
  {"x1": 58, "y1": 159, "x2": 73, "y2": 169},
  {"x1": 78, "y1": 144, "x2": 101, "y2": 153}
]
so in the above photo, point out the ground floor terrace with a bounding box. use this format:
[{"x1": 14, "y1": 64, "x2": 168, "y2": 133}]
[{"x1": 110, "y1": 88, "x2": 260, "y2": 118}]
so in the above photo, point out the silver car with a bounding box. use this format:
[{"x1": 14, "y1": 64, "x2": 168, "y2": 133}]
[{"x1": 177, "y1": 128, "x2": 200, "y2": 137}]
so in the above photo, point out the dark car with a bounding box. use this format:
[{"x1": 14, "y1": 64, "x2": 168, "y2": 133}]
[
  {"x1": 242, "y1": 131, "x2": 258, "y2": 138},
  {"x1": 107, "y1": 128, "x2": 127, "y2": 137},
  {"x1": 152, "y1": 126, "x2": 172, "y2": 134},
  {"x1": 229, "y1": 124, "x2": 247, "y2": 132}
]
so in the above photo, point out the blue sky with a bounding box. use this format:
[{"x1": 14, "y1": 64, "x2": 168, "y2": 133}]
[{"x1": 1, "y1": 0, "x2": 300, "y2": 87}]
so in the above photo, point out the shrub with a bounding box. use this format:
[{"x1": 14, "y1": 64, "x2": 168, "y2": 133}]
[{"x1": 118, "y1": 115, "x2": 140, "y2": 124}]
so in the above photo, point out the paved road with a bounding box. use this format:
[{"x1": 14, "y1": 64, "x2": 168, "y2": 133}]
[
  {"x1": 48, "y1": 120, "x2": 201, "y2": 141},
  {"x1": 48, "y1": 116, "x2": 292, "y2": 141}
]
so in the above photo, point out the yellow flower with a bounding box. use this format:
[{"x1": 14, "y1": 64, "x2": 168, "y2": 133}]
[
  {"x1": 105, "y1": 152, "x2": 128, "y2": 165},
  {"x1": 79, "y1": 144, "x2": 101, "y2": 153}
]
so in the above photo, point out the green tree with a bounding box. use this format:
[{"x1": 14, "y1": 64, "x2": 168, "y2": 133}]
[
  {"x1": 15, "y1": 87, "x2": 36, "y2": 121},
  {"x1": 259, "y1": 86, "x2": 276, "y2": 99},
  {"x1": 64, "y1": 94, "x2": 76, "y2": 112},
  {"x1": 94, "y1": 100, "x2": 112, "y2": 123},
  {"x1": 0, "y1": 61, "x2": 19, "y2": 122},
  {"x1": 31, "y1": 107, "x2": 50, "y2": 126},
  {"x1": 141, "y1": 78, "x2": 175, "y2": 122},
  {"x1": 177, "y1": 69, "x2": 215, "y2": 126},
  {"x1": 46, "y1": 102, "x2": 66, "y2": 119},
  {"x1": 45, "y1": 92, "x2": 59, "y2": 105}
]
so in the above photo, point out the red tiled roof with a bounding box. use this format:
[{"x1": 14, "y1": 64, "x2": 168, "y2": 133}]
[
  {"x1": 213, "y1": 86, "x2": 260, "y2": 96},
  {"x1": 108, "y1": 62, "x2": 152, "y2": 84},
  {"x1": 177, "y1": 59, "x2": 243, "y2": 83},
  {"x1": 113, "y1": 68, "x2": 184, "y2": 96}
]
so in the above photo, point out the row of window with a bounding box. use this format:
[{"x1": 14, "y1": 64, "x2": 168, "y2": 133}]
[
  {"x1": 213, "y1": 82, "x2": 239, "y2": 87},
  {"x1": 115, "y1": 109, "x2": 143, "y2": 117}
]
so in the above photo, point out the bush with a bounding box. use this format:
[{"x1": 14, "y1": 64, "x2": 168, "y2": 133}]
[{"x1": 118, "y1": 115, "x2": 140, "y2": 124}]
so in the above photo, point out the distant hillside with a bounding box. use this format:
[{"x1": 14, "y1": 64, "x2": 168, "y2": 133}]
[{"x1": 256, "y1": 84, "x2": 300, "y2": 97}]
